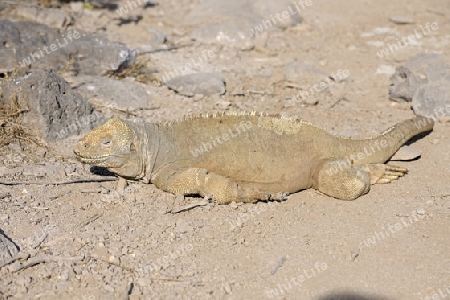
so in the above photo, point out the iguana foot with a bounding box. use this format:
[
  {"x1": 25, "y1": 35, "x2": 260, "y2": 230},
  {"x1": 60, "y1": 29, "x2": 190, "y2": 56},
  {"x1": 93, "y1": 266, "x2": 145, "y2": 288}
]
[
  {"x1": 361, "y1": 164, "x2": 408, "y2": 184},
  {"x1": 269, "y1": 192, "x2": 290, "y2": 201}
]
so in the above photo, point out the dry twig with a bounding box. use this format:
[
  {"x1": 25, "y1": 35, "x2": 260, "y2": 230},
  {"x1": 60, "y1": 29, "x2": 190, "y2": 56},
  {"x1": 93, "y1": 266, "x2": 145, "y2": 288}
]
[
  {"x1": 171, "y1": 199, "x2": 210, "y2": 214},
  {"x1": 0, "y1": 177, "x2": 117, "y2": 186},
  {"x1": 13, "y1": 255, "x2": 84, "y2": 273}
]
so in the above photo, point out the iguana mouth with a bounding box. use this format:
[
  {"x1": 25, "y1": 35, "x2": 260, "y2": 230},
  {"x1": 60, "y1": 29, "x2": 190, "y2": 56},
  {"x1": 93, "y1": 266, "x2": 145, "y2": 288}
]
[{"x1": 76, "y1": 155, "x2": 109, "y2": 164}]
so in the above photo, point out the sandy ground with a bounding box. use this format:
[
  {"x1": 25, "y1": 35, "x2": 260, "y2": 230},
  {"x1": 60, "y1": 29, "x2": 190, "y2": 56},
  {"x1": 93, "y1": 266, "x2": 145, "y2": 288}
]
[{"x1": 0, "y1": 0, "x2": 449, "y2": 299}]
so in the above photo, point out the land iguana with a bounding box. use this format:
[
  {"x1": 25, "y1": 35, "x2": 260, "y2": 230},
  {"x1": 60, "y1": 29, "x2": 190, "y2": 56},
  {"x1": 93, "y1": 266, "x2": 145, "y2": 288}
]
[{"x1": 73, "y1": 112, "x2": 434, "y2": 204}]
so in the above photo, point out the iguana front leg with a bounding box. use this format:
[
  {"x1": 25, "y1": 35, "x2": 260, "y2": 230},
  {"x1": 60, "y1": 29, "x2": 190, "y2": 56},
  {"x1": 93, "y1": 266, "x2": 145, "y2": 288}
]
[
  {"x1": 151, "y1": 167, "x2": 271, "y2": 204},
  {"x1": 311, "y1": 160, "x2": 408, "y2": 200}
]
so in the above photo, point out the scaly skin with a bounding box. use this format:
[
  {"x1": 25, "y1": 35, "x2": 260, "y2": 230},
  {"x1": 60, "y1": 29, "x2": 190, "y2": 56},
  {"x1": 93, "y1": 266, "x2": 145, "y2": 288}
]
[{"x1": 74, "y1": 112, "x2": 434, "y2": 204}]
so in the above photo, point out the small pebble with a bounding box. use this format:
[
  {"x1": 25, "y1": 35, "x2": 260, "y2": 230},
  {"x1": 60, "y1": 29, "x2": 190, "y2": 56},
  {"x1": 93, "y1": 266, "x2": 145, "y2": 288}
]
[
  {"x1": 367, "y1": 41, "x2": 385, "y2": 47},
  {"x1": 416, "y1": 208, "x2": 426, "y2": 215},
  {"x1": 176, "y1": 219, "x2": 193, "y2": 233},
  {"x1": 0, "y1": 192, "x2": 10, "y2": 200},
  {"x1": 56, "y1": 281, "x2": 68, "y2": 292},
  {"x1": 109, "y1": 255, "x2": 120, "y2": 265},
  {"x1": 166, "y1": 73, "x2": 226, "y2": 97},
  {"x1": 351, "y1": 249, "x2": 360, "y2": 261},
  {"x1": 104, "y1": 284, "x2": 115, "y2": 292},
  {"x1": 431, "y1": 139, "x2": 440, "y2": 145},
  {"x1": 376, "y1": 65, "x2": 396, "y2": 75},
  {"x1": 136, "y1": 277, "x2": 152, "y2": 287},
  {"x1": 15, "y1": 276, "x2": 32, "y2": 286},
  {"x1": 157, "y1": 204, "x2": 169, "y2": 214},
  {"x1": 59, "y1": 270, "x2": 70, "y2": 281},
  {"x1": 7, "y1": 262, "x2": 22, "y2": 272},
  {"x1": 35, "y1": 149, "x2": 46, "y2": 158},
  {"x1": 223, "y1": 282, "x2": 232, "y2": 294},
  {"x1": 388, "y1": 15, "x2": 414, "y2": 25},
  {"x1": 64, "y1": 165, "x2": 76, "y2": 175}
]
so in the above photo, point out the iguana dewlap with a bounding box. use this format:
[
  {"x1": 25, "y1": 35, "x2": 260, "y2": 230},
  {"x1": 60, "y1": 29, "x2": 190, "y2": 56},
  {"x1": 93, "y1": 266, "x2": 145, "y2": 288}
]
[{"x1": 74, "y1": 112, "x2": 434, "y2": 204}]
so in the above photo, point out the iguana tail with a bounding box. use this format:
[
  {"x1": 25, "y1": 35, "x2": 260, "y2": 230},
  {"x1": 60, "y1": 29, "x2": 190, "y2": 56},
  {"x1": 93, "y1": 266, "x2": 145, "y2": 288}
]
[{"x1": 336, "y1": 116, "x2": 434, "y2": 165}]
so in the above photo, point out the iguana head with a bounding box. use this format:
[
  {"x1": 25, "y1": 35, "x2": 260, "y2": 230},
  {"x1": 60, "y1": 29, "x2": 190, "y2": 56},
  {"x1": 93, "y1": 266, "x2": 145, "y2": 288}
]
[{"x1": 74, "y1": 117, "x2": 144, "y2": 178}]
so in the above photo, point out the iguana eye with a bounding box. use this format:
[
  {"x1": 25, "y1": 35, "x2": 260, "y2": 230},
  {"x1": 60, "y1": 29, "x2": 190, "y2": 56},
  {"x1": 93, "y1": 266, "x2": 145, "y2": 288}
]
[{"x1": 102, "y1": 140, "x2": 112, "y2": 147}]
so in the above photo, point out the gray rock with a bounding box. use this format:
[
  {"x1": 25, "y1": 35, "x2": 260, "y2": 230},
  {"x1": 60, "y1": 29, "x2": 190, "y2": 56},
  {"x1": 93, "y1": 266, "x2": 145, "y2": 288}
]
[
  {"x1": 0, "y1": 20, "x2": 21, "y2": 73},
  {"x1": 0, "y1": 19, "x2": 21, "y2": 45},
  {"x1": 0, "y1": 19, "x2": 72, "y2": 72},
  {"x1": 70, "y1": 2, "x2": 85, "y2": 12},
  {"x1": 0, "y1": 48, "x2": 16, "y2": 73},
  {"x1": 146, "y1": 28, "x2": 167, "y2": 47},
  {"x1": 0, "y1": 19, "x2": 136, "y2": 75},
  {"x1": 166, "y1": 73, "x2": 226, "y2": 97},
  {"x1": 72, "y1": 76, "x2": 150, "y2": 112},
  {"x1": 0, "y1": 229, "x2": 19, "y2": 265},
  {"x1": 21, "y1": 163, "x2": 66, "y2": 178},
  {"x1": 185, "y1": 0, "x2": 258, "y2": 26},
  {"x1": 186, "y1": 0, "x2": 302, "y2": 48},
  {"x1": 390, "y1": 145, "x2": 421, "y2": 161},
  {"x1": 389, "y1": 53, "x2": 450, "y2": 102},
  {"x1": 66, "y1": 33, "x2": 136, "y2": 76},
  {"x1": 0, "y1": 166, "x2": 23, "y2": 177},
  {"x1": 0, "y1": 69, "x2": 99, "y2": 141},
  {"x1": 14, "y1": 7, "x2": 73, "y2": 29},
  {"x1": 412, "y1": 79, "x2": 450, "y2": 120},
  {"x1": 191, "y1": 20, "x2": 256, "y2": 49},
  {"x1": 388, "y1": 53, "x2": 450, "y2": 119},
  {"x1": 250, "y1": 0, "x2": 303, "y2": 29},
  {"x1": 284, "y1": 61, "x2": 329, "y2": 85}
]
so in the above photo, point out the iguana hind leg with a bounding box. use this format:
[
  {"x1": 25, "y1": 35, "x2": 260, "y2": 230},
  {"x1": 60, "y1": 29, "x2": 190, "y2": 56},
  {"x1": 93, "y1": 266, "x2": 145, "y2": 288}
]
[
  {"x1": 312, "y1": 160, "x2": 408, "y2": 200},
  {"x1": 152, "y1": 167, "x2": 270, "y2": 204},
  {"x1": 312, "y1": 160, "x2": 371, "y2": 200}
]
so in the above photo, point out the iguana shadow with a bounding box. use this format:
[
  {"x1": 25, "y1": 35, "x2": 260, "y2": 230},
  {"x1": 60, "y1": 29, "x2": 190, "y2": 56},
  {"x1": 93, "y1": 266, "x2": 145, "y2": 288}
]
[{"x1": 317, "y1": 291, "x2": 392, "y2": 300}]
